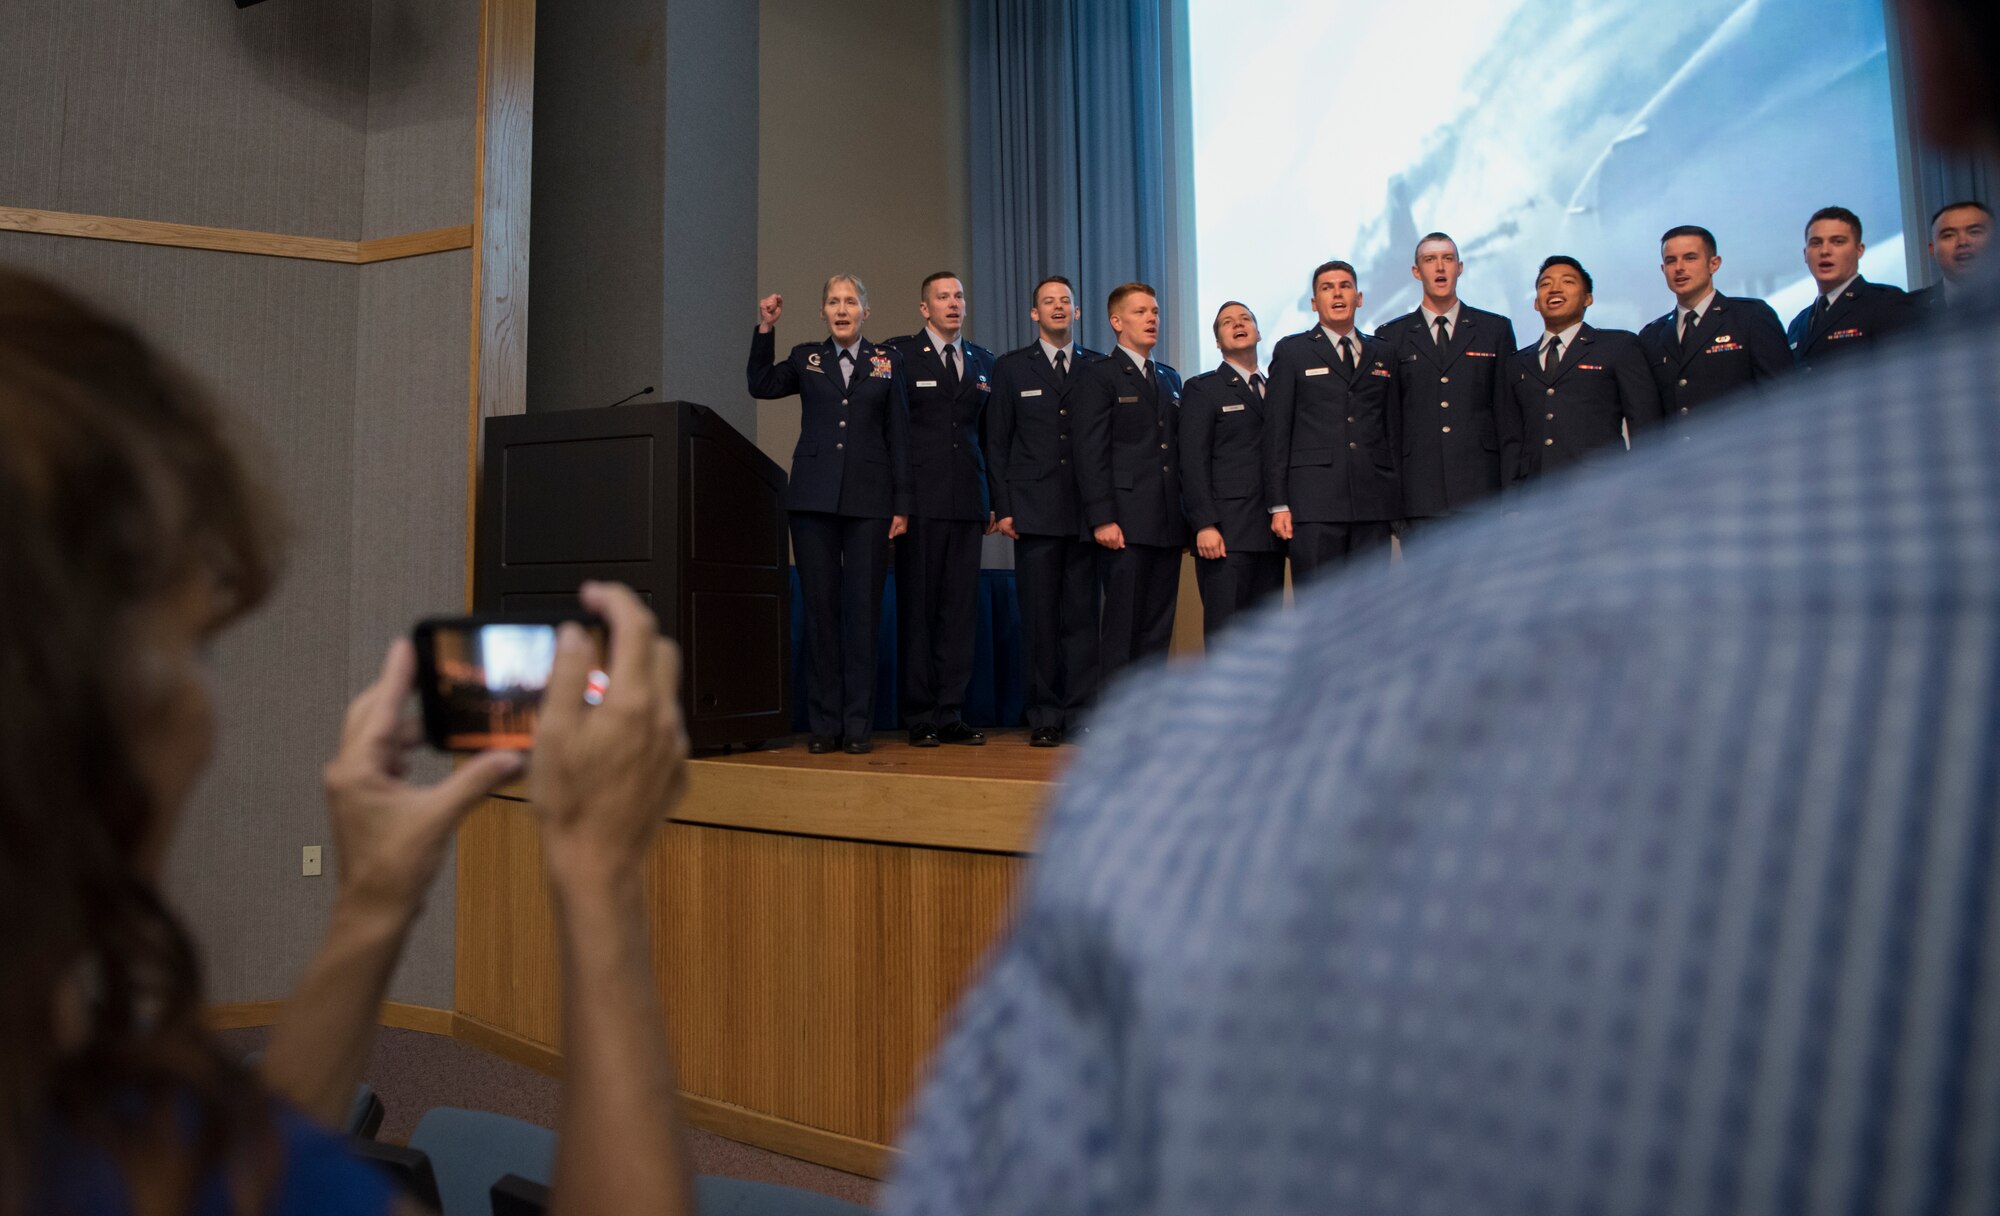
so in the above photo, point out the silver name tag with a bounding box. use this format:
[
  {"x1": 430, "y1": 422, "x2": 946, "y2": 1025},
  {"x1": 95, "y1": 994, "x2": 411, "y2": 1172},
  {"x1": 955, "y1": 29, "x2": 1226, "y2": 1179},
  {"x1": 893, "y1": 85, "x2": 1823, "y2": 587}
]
[
  {"x1": 1118, "y1": 395, "x2": 1139, "y2": 403},
  {"x1": 916, "y1": 380, "x2": 938, "y2": 388},
  {"x1": 1304, "y1": 367, "x2": 1331, "y2": 377},
  {"x1": 1020, "y1": 389, "x2": 1043, "y2": 397},
  {"x1": 1222, "y1": 403, "x2": 1246, "y2": 413}
]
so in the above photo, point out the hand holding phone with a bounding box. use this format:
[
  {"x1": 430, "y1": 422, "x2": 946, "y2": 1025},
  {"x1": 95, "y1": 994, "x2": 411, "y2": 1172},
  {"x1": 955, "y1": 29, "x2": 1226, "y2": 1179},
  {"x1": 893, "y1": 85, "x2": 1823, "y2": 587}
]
[
  {"x1": 320, "y1": 641, "x2": 525, "y2": 920},
  {"x1": 532, "y1": 583, "x2": 690, "y2": 887}
]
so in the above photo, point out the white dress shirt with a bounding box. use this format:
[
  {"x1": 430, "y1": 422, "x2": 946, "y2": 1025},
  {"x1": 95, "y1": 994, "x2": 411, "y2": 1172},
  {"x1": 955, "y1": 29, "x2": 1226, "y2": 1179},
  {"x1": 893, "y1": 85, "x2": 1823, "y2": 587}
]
[
  {"x1": 1318, "y1": 324, "x2": 1363, "y2": 364},
  {"x1": 926, "y1": 326, "x2": 963, "y2": 377},
  {"x1": 1420, "y1": 300, "x2": 1463, "y2": 343},
  {"x1": 1540, "y1": 321, "x2": 1584, "y2": 365}
]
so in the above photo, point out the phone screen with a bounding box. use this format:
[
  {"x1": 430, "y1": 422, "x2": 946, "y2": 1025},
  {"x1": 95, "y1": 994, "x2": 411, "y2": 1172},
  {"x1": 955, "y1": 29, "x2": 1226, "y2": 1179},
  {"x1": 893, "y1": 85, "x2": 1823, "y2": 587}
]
[{"x1": 414, "y1": 617, "x2": 607, "y2": 751}]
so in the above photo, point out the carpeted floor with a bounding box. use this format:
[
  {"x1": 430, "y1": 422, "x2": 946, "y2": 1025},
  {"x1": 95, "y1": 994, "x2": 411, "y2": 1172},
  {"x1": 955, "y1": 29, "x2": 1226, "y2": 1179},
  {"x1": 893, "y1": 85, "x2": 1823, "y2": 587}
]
[{"x1": 216, "y1": 1026, "x2": 877, "y2": 1207}]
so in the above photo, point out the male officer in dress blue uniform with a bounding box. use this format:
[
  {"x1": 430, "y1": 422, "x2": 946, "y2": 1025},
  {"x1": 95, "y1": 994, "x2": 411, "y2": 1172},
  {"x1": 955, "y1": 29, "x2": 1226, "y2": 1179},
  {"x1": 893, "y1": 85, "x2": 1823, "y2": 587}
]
[
  {"x1": 1073, "y1": 282, "x2": 1185, "y2": 683},
  {"x1": 885, "y1": 273, "x2": 995, "y2": 747},
  {"x1": 1504, "y1": 256, "x2": 1662, "y2": 485},
  {"x1": 1785, "y1": 207, "x2": 1915, "y2": 370},
  {"x1": 1373, "y1": 232, "x2": 1516, "y2": 537},
  {"x1": 748, "y1": 276, "x2": 911, "y2": 755},
  {"x1": 1264, "y1": 260, "x2": 1401, "y2": 582},
  {"x1": 1910, "y1": 200, "x2": 1992, "y2": 312},
  {"x1": 987, "y1": 276, "x2": 1104, "y2": 746},
  {"x1": 1637, "y1": 225, "x2": 1792, "y2": 425},
  {"x1": 1179, "y1": 301, "x2": 1282, "y2": 637}
]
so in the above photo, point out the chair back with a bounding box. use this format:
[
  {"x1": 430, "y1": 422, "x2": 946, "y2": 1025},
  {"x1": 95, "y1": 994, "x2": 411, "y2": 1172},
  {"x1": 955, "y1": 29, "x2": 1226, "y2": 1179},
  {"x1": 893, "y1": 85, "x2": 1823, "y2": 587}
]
[{"x1": 408, "y1": 1107, "x2": 556, "y2": 1216}]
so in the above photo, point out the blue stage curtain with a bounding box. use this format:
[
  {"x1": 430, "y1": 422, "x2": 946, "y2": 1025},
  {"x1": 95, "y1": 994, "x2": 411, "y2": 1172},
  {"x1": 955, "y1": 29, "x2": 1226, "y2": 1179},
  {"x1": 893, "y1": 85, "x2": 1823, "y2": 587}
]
[
  {"x1": 965, "y1": 0, "x2": 1186, "y2": 359},
  {"x1": 789, "y1": 568, "x2": 1028, "y2": 731}
]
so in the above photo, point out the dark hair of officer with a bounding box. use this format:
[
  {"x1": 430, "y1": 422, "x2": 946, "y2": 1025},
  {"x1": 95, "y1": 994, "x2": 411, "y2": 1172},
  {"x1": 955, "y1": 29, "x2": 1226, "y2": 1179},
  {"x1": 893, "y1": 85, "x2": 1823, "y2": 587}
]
[
  {"x1": 1537, "y1": 255, "x2": 1594, "y2": 294},
  {"x1": 1211, "y1": 300, "x2": 1256, "y2": 341},
  {"x1": 0, "y1": 268, "x2": 285, "y2": 1216},
  {"x1": 1107, "y1": 282, "x2": 1156, "y2": 314},
  {"x1": 1931, "y1": 199, "x2": 1992, "y2": 225},
  {"x1": 1030, "y1": 275, "x2": 1073, "y2": 306},
  {"x1": 1660, "y1": 225, "x2": 1719, "y2": 256},
  {"x1": 1310, "y1": 260, "x2": 1358, "y2": 290},
  {"x1": 1806, "y1": 206, "x2": 1864, "y2": 242},
  {"x1": 920, "y1": 270, "x2": 962, "y2": 300}
]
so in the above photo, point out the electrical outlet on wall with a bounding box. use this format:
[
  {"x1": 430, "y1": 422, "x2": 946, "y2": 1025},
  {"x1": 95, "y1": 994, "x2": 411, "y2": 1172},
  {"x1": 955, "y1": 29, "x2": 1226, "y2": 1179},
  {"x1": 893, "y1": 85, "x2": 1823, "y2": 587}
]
[{"x1": 302, "y1": 845, "x2": 323, "y2": 877}]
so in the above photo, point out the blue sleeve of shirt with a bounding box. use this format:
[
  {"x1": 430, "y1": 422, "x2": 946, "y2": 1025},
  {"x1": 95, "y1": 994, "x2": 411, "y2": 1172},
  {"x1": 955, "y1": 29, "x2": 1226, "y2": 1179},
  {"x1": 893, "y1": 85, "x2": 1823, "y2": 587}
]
[{"x1": 38, "y1": 1103, "x2": 395, "y2": 1216}]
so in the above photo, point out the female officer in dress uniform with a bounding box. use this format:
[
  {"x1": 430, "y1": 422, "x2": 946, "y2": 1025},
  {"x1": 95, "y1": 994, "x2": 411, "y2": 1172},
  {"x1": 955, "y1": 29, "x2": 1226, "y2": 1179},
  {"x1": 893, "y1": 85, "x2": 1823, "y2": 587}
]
[{"x1": 748, "y1": 276, "x2": 912, "y2": 754}]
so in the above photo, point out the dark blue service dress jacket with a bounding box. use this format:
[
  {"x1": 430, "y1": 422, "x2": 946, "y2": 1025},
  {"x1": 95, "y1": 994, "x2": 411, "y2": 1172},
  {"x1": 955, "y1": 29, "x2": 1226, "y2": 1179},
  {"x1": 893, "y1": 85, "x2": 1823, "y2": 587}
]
[
  {"x1": 882, "y1": 332, "x2": 996, "y2": 522},
  {"x1": 1072, "y1": 350, "x2": 1188, "y2": 549},
  {"x1": 747, "y1": 328, "x2": 913, "y2": 518}
]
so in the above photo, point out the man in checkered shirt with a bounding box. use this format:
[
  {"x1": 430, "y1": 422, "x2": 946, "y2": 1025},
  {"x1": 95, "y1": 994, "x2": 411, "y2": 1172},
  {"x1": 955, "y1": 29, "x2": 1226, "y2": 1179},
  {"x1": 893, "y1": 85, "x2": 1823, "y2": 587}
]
[{"x1": 885, "y1": 0, "x2": 2000, "y2": 1211}]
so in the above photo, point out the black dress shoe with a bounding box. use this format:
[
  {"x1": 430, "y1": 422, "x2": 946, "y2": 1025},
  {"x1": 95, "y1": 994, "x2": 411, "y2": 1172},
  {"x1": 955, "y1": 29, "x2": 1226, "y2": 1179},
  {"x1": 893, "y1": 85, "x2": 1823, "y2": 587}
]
[
  {"x1": 843, "y1": 737, "x2": 873, "y2": 755},
  {"x1": 807, "y1": 735, "x2": 839, "y2": 754},
  {"x1": 1029, "y1": 726, "x2": 1062, "y2": 748},
  {"x1": 936, "y1": 721, "x2": 986, "y2": 746},
  {"x1": 908, "y1": 722, "x2": 941, "y2": 747}
]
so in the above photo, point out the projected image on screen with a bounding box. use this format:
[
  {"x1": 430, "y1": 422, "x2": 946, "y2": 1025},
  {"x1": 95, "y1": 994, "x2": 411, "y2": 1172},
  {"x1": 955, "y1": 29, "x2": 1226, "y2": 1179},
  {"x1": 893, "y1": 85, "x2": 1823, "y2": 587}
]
[{"x1": 1190, "y1": 0, "x2": 1904, "y2": 349}]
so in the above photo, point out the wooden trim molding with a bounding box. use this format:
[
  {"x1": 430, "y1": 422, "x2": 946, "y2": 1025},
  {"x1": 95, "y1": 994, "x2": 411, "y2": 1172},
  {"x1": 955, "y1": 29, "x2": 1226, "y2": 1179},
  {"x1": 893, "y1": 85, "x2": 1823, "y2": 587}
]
[
  {"x1": 680, "y1": 1095, "x2": 895, "y2": 1181},
  {"x1": 451, "y1": 1011, "x2": 562, "y2": 1075},
  {"x1": 486, "y1": 761, "x2": 1048, "y2": 856},
  {"x1": 355, "y1": 227, "x2": 477, "y2": 264},
  {"x1": 670, "y1": 764, "x2": 1043, "y2": 854},
  {"x1": 382, "y1": 1002, "x2": 458, "y2": 1035},
  {"x1": 206, "y1": 1000, "x2": 288, "y2": 1030},
  {"x1": 445, "y1": 1015, "x2": 897, "y2": 1180},
  {"x1": 0, "y1": 207, "x2": 470, "y2": 264},
  {"x1": 205, "y1": 1001, "x2": 456, "y2": 1033}
]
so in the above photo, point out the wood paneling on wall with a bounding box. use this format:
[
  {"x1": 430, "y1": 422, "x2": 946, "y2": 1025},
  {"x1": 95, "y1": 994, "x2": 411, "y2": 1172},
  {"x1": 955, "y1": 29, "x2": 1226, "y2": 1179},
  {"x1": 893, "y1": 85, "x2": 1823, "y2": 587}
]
[{"x1": 457, "y1": 795, "x2": 1025, "y2": 1176}]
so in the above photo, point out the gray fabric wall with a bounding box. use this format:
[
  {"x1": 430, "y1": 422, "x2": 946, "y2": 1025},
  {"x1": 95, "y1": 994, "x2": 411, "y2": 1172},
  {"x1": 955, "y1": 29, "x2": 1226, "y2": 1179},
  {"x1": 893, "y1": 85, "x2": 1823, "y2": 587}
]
[
  {"x1": 754, "y1": 0, "x2": 971, "y2": 470},
  {"x1": 0, "y1": 0, "x2": 372, "y2": 232},
  {"x1": 0, "y1": 0, "x2": 477, "y2": 1008}
]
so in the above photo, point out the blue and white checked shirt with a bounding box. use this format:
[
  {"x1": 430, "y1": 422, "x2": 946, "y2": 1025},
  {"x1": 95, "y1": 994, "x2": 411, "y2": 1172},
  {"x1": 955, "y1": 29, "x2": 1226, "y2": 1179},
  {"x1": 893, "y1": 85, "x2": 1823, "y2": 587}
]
[{"x1": 886, "y1": 284, "x2": 2000, "y2": 1215}]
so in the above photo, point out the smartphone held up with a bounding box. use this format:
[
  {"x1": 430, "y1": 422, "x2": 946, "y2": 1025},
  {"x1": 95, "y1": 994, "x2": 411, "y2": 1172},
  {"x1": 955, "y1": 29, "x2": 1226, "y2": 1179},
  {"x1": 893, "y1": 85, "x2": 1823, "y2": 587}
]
[{"x1": 412, "y1": 615, "x2": 608, "y2": 751}]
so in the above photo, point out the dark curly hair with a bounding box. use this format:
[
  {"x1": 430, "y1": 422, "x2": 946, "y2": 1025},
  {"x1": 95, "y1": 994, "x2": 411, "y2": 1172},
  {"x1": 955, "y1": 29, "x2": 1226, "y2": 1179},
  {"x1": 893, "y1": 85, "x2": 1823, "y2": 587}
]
[{"x1": 0, "y1": 268, "x2": 284, "y2": 1215}]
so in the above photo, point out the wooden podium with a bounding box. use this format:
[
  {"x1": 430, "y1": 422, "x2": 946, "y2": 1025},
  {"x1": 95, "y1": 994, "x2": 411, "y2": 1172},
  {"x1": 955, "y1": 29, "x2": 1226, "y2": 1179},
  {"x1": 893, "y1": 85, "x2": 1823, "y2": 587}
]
[{"x1": 476, "y1": 401, "x2": 791, "y2": 750}]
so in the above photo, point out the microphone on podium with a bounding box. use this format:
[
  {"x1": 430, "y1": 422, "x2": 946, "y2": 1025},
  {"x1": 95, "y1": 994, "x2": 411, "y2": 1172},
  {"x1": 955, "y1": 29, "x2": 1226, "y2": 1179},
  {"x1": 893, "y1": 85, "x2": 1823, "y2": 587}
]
[{"x1": 606, "y1": 386, "x2": 656, "y2": 408}]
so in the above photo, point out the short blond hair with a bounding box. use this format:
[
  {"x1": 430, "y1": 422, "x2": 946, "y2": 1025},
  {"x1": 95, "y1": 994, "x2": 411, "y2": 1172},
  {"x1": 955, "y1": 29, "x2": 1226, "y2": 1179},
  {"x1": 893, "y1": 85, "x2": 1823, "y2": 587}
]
[
  {"x1": 1107, "y1": 281, "x2": 1156, "y2": 314},
  {"x1": 821, "y1": 274, "x2": 869, "y2": 308}
]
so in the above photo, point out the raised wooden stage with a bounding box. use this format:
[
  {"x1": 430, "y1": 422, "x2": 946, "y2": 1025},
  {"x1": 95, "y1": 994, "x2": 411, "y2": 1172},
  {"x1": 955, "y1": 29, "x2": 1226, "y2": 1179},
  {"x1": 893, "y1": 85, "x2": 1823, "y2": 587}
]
[{"x1": 454, "y1": 732, "x2": 1066, "y2": 1178}]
